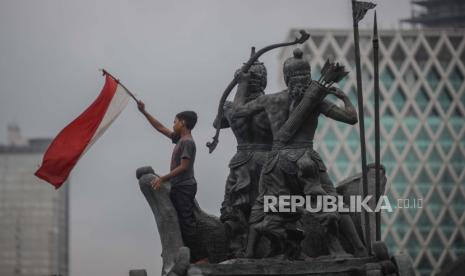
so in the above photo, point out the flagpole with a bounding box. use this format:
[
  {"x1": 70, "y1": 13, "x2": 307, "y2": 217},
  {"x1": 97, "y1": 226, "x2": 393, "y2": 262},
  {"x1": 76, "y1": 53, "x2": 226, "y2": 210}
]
[
  {"x1": 351, "y1": 0, "x2": 372, "y2": 255},
  {"x1": 372, "y1": 11, "x2": 381, "y2": 242},
  {"x1": 100, "y1": 69, "x2": 139, "y2": 103}
]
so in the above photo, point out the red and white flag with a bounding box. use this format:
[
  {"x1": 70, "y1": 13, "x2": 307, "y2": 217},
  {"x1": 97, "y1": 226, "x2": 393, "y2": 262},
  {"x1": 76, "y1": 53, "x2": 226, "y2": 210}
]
[{"x1": 35, "y1": 73, "x2": 130, "y2": 189}]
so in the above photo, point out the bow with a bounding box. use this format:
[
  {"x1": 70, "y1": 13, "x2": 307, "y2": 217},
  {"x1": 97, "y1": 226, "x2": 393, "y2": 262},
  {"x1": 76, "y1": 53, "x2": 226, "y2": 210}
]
[{"x1": 207, "y1": 30, "x2": 310, "y2": 153}]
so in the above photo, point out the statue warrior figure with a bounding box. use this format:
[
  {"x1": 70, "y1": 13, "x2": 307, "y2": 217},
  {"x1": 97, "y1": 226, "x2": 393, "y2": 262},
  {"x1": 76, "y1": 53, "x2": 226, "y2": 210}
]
[
  {"x1": 233, "y1": 48, "x2": 366, "y2": 258},
  {"x1": 215, "y1": 52, "x2": 273, "y2": 257}
]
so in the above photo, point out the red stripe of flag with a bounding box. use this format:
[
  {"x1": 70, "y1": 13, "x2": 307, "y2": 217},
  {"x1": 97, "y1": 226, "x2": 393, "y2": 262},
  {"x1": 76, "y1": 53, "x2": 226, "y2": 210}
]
[{"x1": 35, "y1": 75, "x2": 119, "y2": 189}]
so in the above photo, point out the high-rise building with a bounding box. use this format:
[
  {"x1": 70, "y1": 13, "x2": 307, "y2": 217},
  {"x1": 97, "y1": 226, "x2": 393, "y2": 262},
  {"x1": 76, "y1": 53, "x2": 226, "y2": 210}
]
[
  {"x1": 279, "y1": 28, "x2": 465, "y2": 276},
  {"x1": 0, "y1": 125, "x2": 69, "y2": 276},
  {"x1": 402, "y1": 0, "x2": 465, "y2": 28}
]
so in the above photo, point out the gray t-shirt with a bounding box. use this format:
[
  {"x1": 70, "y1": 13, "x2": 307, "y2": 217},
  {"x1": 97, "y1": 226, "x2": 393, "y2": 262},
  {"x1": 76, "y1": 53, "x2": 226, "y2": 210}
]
[{"x1": 170, "y1": 133, "x2": 196, "y2": 186}]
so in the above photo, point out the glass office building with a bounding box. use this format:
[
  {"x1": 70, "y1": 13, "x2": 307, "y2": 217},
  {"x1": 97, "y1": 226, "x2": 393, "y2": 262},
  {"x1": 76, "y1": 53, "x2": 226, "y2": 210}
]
[
  {"x1": 402, "y1": 0, "x2": 465, "y2": 28},
  {"x1": 0, "y1": 125, "x2": 69, "y2": 276},
  {"x1": 279, "y1": 28, "x2": 465, "y2": 275}
]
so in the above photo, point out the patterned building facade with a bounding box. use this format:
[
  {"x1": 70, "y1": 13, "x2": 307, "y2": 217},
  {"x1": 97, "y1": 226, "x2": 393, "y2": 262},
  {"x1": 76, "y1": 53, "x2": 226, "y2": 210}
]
[
  {"x1": 279, "y1": 28, "x2": 465, "y2": 275},
  {"x1": 0, "y1": 126, "x2": 69, "y2": 276}
]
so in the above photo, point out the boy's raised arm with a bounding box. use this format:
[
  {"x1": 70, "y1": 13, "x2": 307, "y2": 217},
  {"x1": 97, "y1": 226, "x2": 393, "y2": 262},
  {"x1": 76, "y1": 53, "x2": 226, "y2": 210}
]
[{"x1": 137, "y1": 100, "x2": 173, "y2": 139}]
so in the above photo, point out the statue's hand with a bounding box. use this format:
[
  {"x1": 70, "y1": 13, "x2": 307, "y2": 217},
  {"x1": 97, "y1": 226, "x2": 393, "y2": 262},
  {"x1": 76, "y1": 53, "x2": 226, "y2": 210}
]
[
  {"x1": 328, "y1": 87, "x2": 346, "y2": 99},
  {"x1": 137, "y1": 100, "x2": 145, "y2": 112},
  {"x1": 234, "y1": 69, "x2": 250, "y2": 83}
]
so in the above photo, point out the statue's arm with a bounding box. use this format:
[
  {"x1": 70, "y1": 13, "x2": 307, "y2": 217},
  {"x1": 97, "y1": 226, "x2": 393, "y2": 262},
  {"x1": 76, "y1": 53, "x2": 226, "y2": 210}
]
[
  {"x1": 232, "y1": 96, "x2": 266, "y2": 118},
  {"x1": 213, "y1": 101, "x2": 233, "y2": 129},
  {"x1": 321, "y1": 88, "x2": 358, "y2": 125},
  {"x1": 232, "y1": 72, "x2": 266, "y2": 117}
]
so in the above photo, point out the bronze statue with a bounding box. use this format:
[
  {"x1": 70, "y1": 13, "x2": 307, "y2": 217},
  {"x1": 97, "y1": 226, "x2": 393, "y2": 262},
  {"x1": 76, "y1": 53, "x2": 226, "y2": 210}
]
[
  {"x1": 214, "y1": 49, "x2": 273, "y2": 257},
  {"x1": 134, "y1": 26, "x2": 414, "y2": 276},
  {"x1": 232, "y1": 48, "x2": 365, "y2": 258}
]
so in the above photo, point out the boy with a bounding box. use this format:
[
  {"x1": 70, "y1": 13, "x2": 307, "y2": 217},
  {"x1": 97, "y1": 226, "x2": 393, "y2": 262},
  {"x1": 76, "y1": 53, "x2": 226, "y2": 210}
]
[{"x1": 137, "y1": 100, "x2": 200, "y2": 261}]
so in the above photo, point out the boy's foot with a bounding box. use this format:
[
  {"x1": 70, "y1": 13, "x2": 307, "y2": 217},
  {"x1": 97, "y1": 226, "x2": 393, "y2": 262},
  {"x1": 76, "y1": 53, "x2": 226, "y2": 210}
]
[{"x1": 193, "y1": 258, "x2": 209, "y2": 265}]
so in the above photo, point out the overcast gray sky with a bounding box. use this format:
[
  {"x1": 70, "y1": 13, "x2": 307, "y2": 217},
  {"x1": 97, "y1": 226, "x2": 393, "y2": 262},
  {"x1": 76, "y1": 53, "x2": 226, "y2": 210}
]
[{"x1": 0, "y1": 1, "x2": 412, "y2": 275}]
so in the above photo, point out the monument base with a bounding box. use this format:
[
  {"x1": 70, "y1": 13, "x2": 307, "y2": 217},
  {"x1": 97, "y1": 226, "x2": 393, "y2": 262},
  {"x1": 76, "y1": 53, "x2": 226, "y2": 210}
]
[{"x1": 187, "y1": 252, "x2": 419, "y2": 276}]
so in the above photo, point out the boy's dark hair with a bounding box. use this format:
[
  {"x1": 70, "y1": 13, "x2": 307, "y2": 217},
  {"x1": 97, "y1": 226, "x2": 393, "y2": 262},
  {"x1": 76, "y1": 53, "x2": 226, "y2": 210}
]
[{"x1": 176, "y1": 111, "x2": 198, "y2": 130}]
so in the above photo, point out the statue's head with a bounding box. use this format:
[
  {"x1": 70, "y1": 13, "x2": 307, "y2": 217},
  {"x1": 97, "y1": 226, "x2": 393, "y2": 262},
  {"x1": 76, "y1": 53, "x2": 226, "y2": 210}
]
[
  {"x1": 248, "y1": 60, "x2": 267, "y2": 92},
  {"x1": 235, "y1": 47, "x2": 267, "y2": 93},
  {"x1": 283, "y1": 48, "x2": 311, "y2": 85},
  {"x1": 283, "y1": 48, "x2": 312, "y2": 99}
]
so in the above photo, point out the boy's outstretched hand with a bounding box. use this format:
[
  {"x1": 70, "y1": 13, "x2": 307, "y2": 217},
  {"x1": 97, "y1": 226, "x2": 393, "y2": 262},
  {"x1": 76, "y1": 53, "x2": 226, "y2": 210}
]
[{"x1": 137, "y1": 100, "x2": 145, "y2": 112}]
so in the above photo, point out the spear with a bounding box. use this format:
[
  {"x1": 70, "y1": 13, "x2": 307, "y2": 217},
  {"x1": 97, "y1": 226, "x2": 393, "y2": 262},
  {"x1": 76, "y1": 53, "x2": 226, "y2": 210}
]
[
  {"x1": 351, "y1": 0, "x2": 376, "y2": 254},
  {"x1": 372, "y1": 11, "x2": 381, "y2": 242}
]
